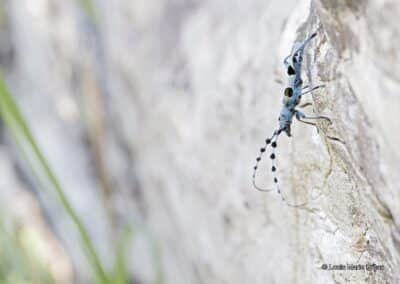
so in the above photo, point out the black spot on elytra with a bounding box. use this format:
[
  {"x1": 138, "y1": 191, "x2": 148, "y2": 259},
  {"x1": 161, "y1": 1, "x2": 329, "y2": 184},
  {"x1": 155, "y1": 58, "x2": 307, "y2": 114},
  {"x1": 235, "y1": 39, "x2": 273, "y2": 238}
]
[
  {"x1": 256, "y1": 157, "x2": 261, "y2": 162},
  {"x1": 272, "y1": 166, "x2": 276, "y2": 172},
  {"x1": 284, "y1": 87, "x2": 293, "y2": 97},
  {"x1": 266, "y1": 139, "x2": 271, "y2": 144},
  {"x1": 270, "y1": 153, "x2": 275, "y2": 159},
  {"x1": 271, "y1": 142, "x2": 277, "y2": 148},
  {"x1": 287, "y1": 66, "x2": 295, "y2": 75},
  {"x1": 260, "y1": 147, "x2": 265, "y2": 152},
  {"x1": 274, "y1": 177, "x2": 278, "y2": 183}
]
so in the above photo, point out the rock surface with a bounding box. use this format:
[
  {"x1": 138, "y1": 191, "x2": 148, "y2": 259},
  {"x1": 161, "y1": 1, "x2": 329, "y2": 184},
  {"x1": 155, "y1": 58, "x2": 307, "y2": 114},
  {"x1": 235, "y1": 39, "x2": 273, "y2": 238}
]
[{"x1": 1, "y1": 0, "x2": 400, "y2": 283}]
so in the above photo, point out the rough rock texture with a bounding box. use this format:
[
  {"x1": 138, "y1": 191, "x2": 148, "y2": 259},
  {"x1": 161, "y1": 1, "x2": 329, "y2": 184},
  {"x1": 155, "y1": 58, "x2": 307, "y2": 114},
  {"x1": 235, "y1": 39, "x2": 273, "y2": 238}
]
[{"x1": 1, "y1": 0, "x2": 400, "y2": 283}]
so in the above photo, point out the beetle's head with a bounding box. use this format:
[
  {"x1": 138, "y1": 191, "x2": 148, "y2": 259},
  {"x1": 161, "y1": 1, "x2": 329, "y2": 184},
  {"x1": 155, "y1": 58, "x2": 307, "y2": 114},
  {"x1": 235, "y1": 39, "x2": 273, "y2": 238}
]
[{"x1": 278, "y1": 108, "x2": 293, "y2": 137}]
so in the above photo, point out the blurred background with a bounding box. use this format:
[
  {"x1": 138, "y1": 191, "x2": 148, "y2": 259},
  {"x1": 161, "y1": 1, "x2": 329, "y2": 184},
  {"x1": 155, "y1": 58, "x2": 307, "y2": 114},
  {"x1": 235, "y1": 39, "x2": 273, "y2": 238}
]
[{"x1": 0, "y1": 0, "x2": 400, "y2": 283}]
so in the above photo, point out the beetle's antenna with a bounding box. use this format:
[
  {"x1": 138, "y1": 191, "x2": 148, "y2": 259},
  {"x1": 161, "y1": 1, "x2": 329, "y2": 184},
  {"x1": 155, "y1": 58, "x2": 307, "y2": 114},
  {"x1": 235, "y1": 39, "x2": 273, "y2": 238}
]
[
  {"x1": 252, "y1": 129, "x2": 308, "y2": 207},
  {"x1": 252, "y1": 130, "x2": 280, "y2": 192}
]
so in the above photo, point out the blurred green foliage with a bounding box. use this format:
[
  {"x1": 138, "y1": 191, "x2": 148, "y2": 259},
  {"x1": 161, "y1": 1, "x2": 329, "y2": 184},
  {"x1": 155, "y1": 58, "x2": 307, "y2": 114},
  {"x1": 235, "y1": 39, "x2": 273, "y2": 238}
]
[
  {"x1": 0, "y1": 218, "x2": 55, "y2": 284},
  {"x1": 0, "y1": 75, "x2": 109, "y2": 283},
  {"x1": 76, "y1": 0, "x2": 98, "y2": 23},
  {"x1": 0, "y1": 76, "x2": 137, "y2": 283}
]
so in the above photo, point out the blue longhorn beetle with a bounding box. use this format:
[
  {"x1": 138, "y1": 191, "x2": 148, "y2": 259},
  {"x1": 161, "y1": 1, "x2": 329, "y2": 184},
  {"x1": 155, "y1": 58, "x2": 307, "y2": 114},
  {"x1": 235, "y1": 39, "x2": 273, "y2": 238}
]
[{"x1": 252, "y1": 31, "x2": 341, "y2": 207}]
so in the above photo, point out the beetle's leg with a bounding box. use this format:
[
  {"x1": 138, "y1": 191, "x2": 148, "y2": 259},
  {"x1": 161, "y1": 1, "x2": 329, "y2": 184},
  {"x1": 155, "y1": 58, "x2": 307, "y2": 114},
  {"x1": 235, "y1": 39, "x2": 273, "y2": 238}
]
[
  {"x1": 303, "y1": 115, "x2": 332, "y2": 124},
  {"x1": 283, "y1": 54, "x2": 291, "y2": 67},
  {"x1": 299, "y1": 102, "x2": 313, "y2": 108},
  {"x1": 295, "y1": 111, "x2": 344, "y2": 143},
  {"x1": 301, "y1": 84, "x2": 325, "y2": 95},
  {"x1": 295, "y1": 109, "x2": 331, "y2": 123}
]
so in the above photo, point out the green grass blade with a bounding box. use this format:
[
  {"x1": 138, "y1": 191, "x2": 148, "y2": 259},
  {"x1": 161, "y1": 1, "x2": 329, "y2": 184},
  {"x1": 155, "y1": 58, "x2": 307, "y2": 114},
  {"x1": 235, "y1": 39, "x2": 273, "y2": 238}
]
[
  {"x1": 153, "y1": 240, "x2": 164, "y2": 284},
  {"x1": 0, "y1": 76, "x2": 108, "y2": 284},
  {"x1": 110, "y1": 227, "x2": 134, "y2": 284},
  {"x1": 76, "y1": 0, "x2": 98, "y2": 23}
]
